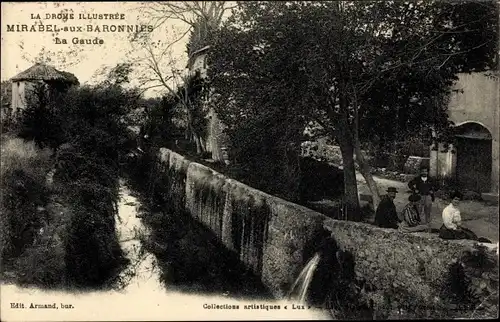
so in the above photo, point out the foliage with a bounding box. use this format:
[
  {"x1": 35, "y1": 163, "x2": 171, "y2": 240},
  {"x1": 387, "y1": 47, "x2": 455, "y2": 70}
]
[
  {"x1": 205, "y1": 14, "x2": 309, "y2": 200},
  {"x1": 186, "y1": 17, "x2": 215, "y2": 57},
  {"x1": 12, "y1": 209, "x2": 68, "y2": 287},
  {"x1": 207, "y1": 0, "x2": 498, "y2": 219},
  {"x1": 64, "y1": 202, "x2": 125, "y2": 286},
  {"x1": 137, "y1": 71, "x2": 209, "y2": 154},
  {"x1": 47, "y1": 83, "x2": 138, "y2": 286},
  {"x1": 299, "y1": 157, "x2": 344, "y2": 203},
  {"x1": 102, "y1": 63, "x2": 134, "y2": 86},
  {"x1": 0, "y1": 137, "x2": 52, "y2": 263},
  {"x1": 141, "y1": 94, "x2": 191, "y2": 149},
  {"x1": 1, "y1": 80, "x2": 11, "y2": 108},
  {"x1": 0, "y1": 137, "x2": 69, "y2": 288},
  {"x1": 54, "y1": 84, "x2": 139, "y2": 161},
  {"x1": 179, "y1": 71, "x2": 210, "y2": 141},
  {"x1": 16, "y1": 82, "x2": 66, "y2": 150},
  {"x1": 220, "y1": 108, "x2": 305, "y2": 202},
  {"x1": 437, "y1": 0, "x2": 498, "y2": 73}
]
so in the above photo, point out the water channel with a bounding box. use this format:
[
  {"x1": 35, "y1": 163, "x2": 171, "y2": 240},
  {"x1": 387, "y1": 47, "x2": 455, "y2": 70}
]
[{"x1": 1, "y1": 180, "x2": 330, "y2": 321}]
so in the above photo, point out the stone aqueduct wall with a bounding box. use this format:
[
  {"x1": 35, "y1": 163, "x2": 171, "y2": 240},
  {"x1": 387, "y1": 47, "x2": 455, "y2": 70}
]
[
  {"x1": 157, "y1": 147, "x2": 498, "y2": 316},
  {"x1": 158, "y1": 148, "x2": 326, "y2": 297}
]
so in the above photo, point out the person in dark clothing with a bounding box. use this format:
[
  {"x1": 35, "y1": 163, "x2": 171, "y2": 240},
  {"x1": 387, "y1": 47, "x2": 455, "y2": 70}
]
[
  {"x1": 408, "y1": 167, "x2": 435, "y2": 229},
  {"x1": 374, "y1": 187, "x2": 400, "y2": 229}
]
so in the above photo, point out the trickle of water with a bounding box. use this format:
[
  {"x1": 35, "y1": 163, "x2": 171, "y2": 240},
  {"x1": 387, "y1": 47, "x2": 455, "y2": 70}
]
[
  {"x1": 115, "y1": 181, "x2": 164, "y2": 293},
  {"x1": 287, "y1": 252, "x2": 321, "y2": 304}
]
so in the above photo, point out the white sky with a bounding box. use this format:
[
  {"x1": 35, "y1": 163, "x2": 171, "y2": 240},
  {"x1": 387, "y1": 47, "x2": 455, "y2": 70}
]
[{"x1": 1, "y1": 2, "x2": 192, "y2": 97}]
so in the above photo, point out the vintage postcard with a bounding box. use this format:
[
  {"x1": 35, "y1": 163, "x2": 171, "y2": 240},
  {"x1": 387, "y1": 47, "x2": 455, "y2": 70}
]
[{"x1": 1, "y1": 1, "x2": 498, "y2": 321}]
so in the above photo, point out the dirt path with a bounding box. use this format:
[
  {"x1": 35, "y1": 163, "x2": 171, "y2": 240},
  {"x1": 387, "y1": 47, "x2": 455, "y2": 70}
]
[{"x1": 356, "y1": 173, "x2": 499, "y2": 243}]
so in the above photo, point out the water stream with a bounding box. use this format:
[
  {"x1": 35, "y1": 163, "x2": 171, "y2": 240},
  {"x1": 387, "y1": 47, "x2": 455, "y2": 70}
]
[
  {"x1": 1, "y1": 180, "x2": 331, "y2": 321},
  {"x1": 113, "y1": 181, "x2": 164, "y2": 294},
  {"x1": 287, "y1": 253, "x2": 321, "y2": 304}
]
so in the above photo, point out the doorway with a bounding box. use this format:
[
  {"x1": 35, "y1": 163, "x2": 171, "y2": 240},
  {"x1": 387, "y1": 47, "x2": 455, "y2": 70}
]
[{"x1": 454, "y1": 122, "x2": 492, "y2": 193}]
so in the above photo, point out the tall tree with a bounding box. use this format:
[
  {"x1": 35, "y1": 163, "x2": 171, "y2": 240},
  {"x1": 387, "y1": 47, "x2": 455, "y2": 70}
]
[{"x1": 207, "y1": 1, "x2": 498, "y2": 220}]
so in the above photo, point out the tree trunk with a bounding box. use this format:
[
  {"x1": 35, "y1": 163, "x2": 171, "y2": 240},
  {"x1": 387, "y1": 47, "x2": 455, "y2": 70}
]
[
  {"x1": 209, "y1": 110, "x2": 225, "y2": 163},
  {"x1": 354, "y1": 137, "x2": 381, "y2": 211},
  {"x1": 185, "y1": 108, "x2": 206, "y2": 155},
  {"x1": 349, "y1": 80, "x2": 381, "y2": 212},
  {"x1": 338, "y1": 137, "x2": 361, "y2": 221},
  {"x1": 283, "y1": 143, "x2": 301, "y2": 203},
  {"x1": 192, "y1": 131, "x2": 205, "y2": 155},
  {"x1": 334, "y1": 88, "x2": 361, "y2": 221}
]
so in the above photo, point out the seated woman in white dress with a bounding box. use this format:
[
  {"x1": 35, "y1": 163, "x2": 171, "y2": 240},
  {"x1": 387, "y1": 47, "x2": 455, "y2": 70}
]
[{"x1": 439, "y1": 191, "x2": 491, "y2": 243}]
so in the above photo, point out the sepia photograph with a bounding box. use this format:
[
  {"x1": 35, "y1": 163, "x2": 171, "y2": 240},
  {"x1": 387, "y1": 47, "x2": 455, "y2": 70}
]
[{"x1": 1, "y1": 1, "x2": 499, "y2": 320}]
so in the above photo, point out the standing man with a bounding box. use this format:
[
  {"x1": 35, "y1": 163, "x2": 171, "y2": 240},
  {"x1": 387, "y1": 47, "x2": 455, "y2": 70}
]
[
  {"x1": 408, "y1": 166, "x2": 435, "y2": 230},
  {"x1": 374, "y1": 187, "x2": 400, "y2": 229}
]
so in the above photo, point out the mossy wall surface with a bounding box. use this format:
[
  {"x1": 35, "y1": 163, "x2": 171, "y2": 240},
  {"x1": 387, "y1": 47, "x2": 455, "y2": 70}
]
[
  {"x1": 157, "y1": 148, "x2": 498, "y2": 317},
  {"x1": 323, "y1": 219, "x2": 498, "y2": 318},
  {"x1": 159, "y1": 148, "x2": 325, "y2": 297}
]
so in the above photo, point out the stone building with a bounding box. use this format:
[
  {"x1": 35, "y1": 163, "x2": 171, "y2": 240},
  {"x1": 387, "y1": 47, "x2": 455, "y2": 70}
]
[
  {"x1": 430, "y1": 72, "x2": 499, "y2": 199},
  {"x1": 187, "y1": 45, "x2": 229, "y2": 163},
  {"x1": 9, "y1": 63, "x2": 79, "y2": 115}
]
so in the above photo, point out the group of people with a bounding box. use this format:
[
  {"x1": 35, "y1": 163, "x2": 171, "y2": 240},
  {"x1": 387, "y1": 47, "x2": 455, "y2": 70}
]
[{"x1": 374, "y1": 166, "x2": 491, "y2": 243}]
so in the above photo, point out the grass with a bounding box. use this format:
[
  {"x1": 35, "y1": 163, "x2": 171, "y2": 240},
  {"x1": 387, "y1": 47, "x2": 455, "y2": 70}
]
[
  {"x1": 0, "y1": 136, "x2": 59, "y2": 285},
  {"x1": 0, "y1": 135, "x2": 52, "y2": 177}
]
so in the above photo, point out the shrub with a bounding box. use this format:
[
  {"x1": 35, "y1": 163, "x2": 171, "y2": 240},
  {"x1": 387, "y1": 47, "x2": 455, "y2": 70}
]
[
  {"x1": 1, "y1": 137, "x2": 73, "y2": 288},
  {"x1": 0, "y1": 137, "x2": 52, "y2": 262},
  {"x1": 13, "y1": 216, "x2": 68, "y2": 287},
  {"x1": 64, "y1": 203, "x2": 125, "y2": 287},
  {"x1": 17, "y1": 104, "x2": 64, "y2": 151},
  {"x1": 299, "y1": 157, "x2": 344, "y2": 203},
  {"x1": 50, "y1": 84, "x2": 136, "y2": 287}
]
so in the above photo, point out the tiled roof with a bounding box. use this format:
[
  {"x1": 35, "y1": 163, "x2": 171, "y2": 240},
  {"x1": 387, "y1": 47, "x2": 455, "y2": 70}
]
[{"x1": 10, "y1": 63, "x2": 79, "y2": 85}]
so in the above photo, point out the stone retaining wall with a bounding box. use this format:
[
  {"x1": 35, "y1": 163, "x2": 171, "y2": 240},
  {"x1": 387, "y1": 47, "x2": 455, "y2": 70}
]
[
  {"x1": 158, "y1": 148, "x2": 326, "y2": 297},
  {"x1": 156, "y1": 147, "x2": 498, "y2": 317}
]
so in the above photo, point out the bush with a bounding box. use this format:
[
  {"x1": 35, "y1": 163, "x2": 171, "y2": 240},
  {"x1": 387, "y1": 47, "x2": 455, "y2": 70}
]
[
  {"x1": 16, "y1": 102, "x2": 64, "y2": 150},
  {"x1": 48, "y1": 85, "x2": 133, "y2": 287},
  {"x1": 13, "y1": 218, "x2": 67, "y2": 287},
  {"x1": 0, "y1": 137, "x2": 52, "y2": 262},
  {"x1": 433, "y1": 177, "x2": 483, "y2": 200},
  {"x1": 299, "y1": 157, "x2": 344, "y2": 202},
  {"x1": 0, "y1": 136, "x2": 76, "y2": 289},
  {"x1": 64, "y1": 204, "x2": 125, "y2": 287}
]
